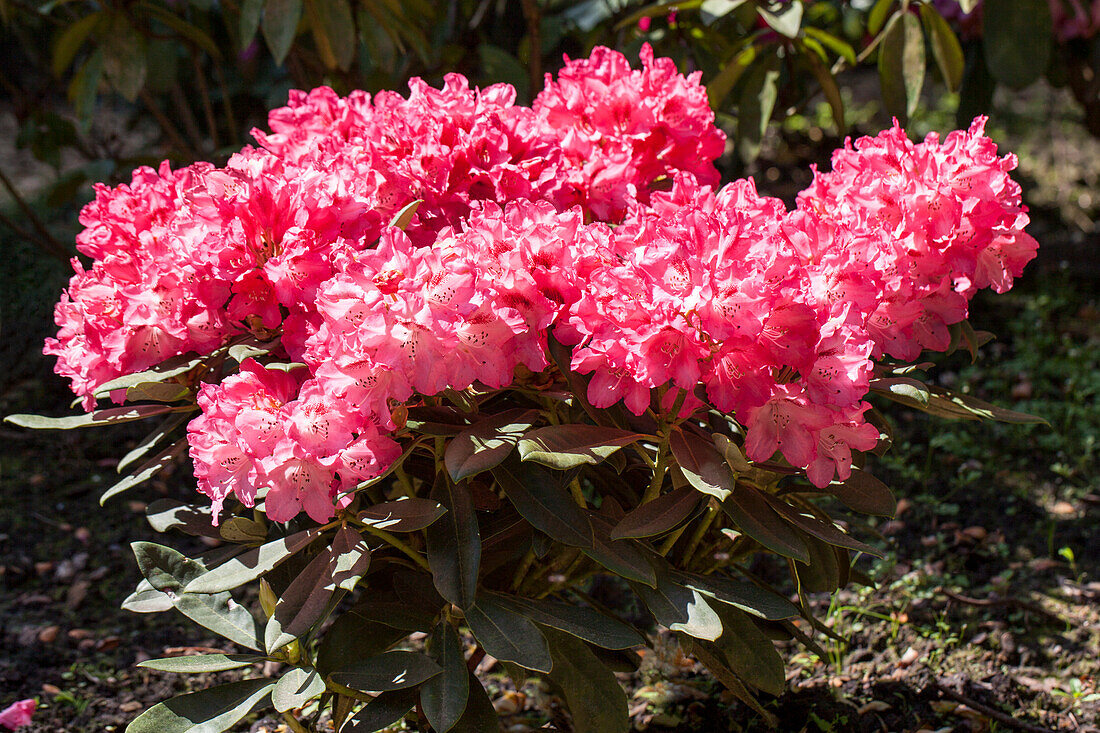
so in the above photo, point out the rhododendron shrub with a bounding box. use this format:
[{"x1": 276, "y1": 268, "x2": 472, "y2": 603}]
[{"x1": 8, "y1": 46, "x2": 1044, "y2": 733}]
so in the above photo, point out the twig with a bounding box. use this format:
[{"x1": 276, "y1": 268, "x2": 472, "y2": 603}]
[
  {"x1": 520, "y1": 0, "x2": 542, "y2": 100},
  {"x1": 0, "y1": 163, "x2": 70, "y2": 261},
  {"x1": 941, "y1": 589, "x2": 1064, "y2": 624},
  {"x1": 170, "y1": 81, "x2": 207, "y2": 152},
  {"x1": 191, "y1": 50, "x2": 220, "y2": 149},
  {"x1": 933, "y1": 680, "x2": 1052, "y2": 733},
  {"x1": 211, "y1": 59, "x2": 240, "y2": 145},
  {"x1": 281, "y1": 711, "x2": 310, "y2": 733},
  {"x1": 139, "y1": 88, "x2": 196, "y2": 159},
  {"x1": 353, "y1": 519, "x2": 431, "y2": 571}
]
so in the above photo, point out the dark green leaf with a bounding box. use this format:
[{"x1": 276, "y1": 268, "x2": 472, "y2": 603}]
[
  {"x1": 760, "y1": 495, "x2": 880, "y2": 556},
  {"x1": 185, "y1": 528, "x2": 322, "y2": 594},
  {"x1": 145, "y1": 499, "x2": 219, "y2": 538},
  {"x1": 673, "y1": 570, "x2": 798, "y2": 620},
  {"x1": 262, "y1": 0, "x2": 303, "y2": 65},
  {"x1": 712, "y1": 604, "x2": 785, "y2": 696},
  {"x1": 701, "y1": 0, "x2": 750, "y2": 24},
  {"x1": 445, "y1": 408, "x2": 537, "y2": 482},
  {"x1": 871, "y1": 376, "x2": 931, "y2": 405},
  {"x1": 315, "y1": 607, "x2": 407, "y2": 677},
  {"x1": 920, "y1": 4, "x2": 964, "y2": 91},
  {"x1": 125, "y1": 678, "x2": 274, "y2": 733},
  {"x1": 721, "y1": 485, "x2": 810, "y2": 563},
  {"x1": 878, "y1": 11, "x2": 925, "y2": 122},
  {"x1": 52, "y1": 11, "x2": 103, "y2": 76},
  {"x1": 803, "y1": 47, "x2": 845, "y2": 132},
  {"x1": 425, "y1": 476, "x2": 480, "y2": 610},
  {"x1": 174, "y1": 593, "x2": 263, "y2": 651},
  {"x1": 388, "y1": 199, "x2": 421, "y2": 230},
  {"x1": 358, "y1": 498, "x2": 446, "y2": 532},
  {"x1": 449, "y1": 671, "x2": 497, "y2": 733},
  {"x1": 688, "y1": 640, "x2": 778, "y2": 726},
  {"x1": 272, "y1": 667, "x2": 325, "y2": 713},
  {"x1": 132, "y1": 541, "x2": 204, "y2": 592},
  {"x1": 867, "y1": 0, "x2": 894, "y2": 35},
  {"x1": 218, "y1": 517, "x2": 268, "y2": 543},
  {"x1": 420, "y1": 622, "x2": 468, "y2": 733},
  {"x1": 944, "y1": 391, "x2": 1048, "y2": 424},
  {"x1": 803, "y1": 26, "x2": 857, "y2": 65},
  {"x1": 102, "y1": 13, "x2": 146, "y2": 101},
  {"x1": 737, "y1": 48, "x2": 781, "y2": 161},
  {"x1": 132, "y1": 545, "x2": 261, "y2": 648},
  {"x1": 239, "y1": 0, "x2": 264, "y2": 47},
  {"x1": 584, "y1": 515, "x2": 657, "y2": 586},
  {"x1": 122, "y1": 579, "x2": 174, "y2": 613},
  {"x1": 477, "y1": 44, "x2": 529, "y2": 99},
  {"x1": 136, "y1": 3, "x2": 222, "y2": 57},
  {"x1": 342, "y1": 689, "x2": 417, "y2": 732},
  {"x1": 983, "y1": 0, "x2": 1051, "y2": 88},
  {"x1": 465, "y1": 593, "x2": 552, "y2": 673},
  {"x1": 330, "y1": 651, "x2": 442, "y2": 693},
  {"x1": 708, "y1": 44, "x2": 757, "y2": 108},
  {"x1": 138, "y1": 654, "x2": 261, "y2": 673},
  {"x1": 543, "y1": 628, "x2": 629, "y2": 733},
  {"x1": 757, "y1": 0, "x2": 802, "y2": 37},
  {"x1": 69, "y1": 48, "x2": 104, "y2": 122},
  {"x1": 484, "y1": 591, "x2": 643, "y2": 650},
  {"x1": 713, "y1": 434, "x2": 753, "y2": 473},
  {"x1": 100, "y1": 440, "x2": 185, "y2": 505},
  {"x1": 518, "y1": 424, "x2": 643, "y2": 469},
  {"x1": 794, "y1": 534, "x2": 841, "y2": 592},
  {"x1": 125, "y1": 381, "x2": 190, "y2": 403},
  {"x1": 610, "y1": 487, "x2": 701, "y2": 540},
  {"x1": 492, "y1": 456, "x2": 593, "y2": 548},
  {"x1": 266, "y1": 527, "x2": 369, "y2": 653},
  {"x1": 6, "y1": 404, "x2": 182, "y2": 430},
  {"x1": 670, "y1": 427, "x2": 736, "y2": 502},
  {"x1": 308, "y1": 0, "x2": 355, "y2": 70},
  {"x1": 119, "y1": 412, "x2": 190, "y2": 474},
  {"x1": 828, "y1": 468, "x2": 896, "y2": 516},
  {"x1": 632, "y1": 564, "x2": 723, "y2": 641}
]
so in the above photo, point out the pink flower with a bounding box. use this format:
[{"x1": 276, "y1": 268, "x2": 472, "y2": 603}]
[{"x1": 0, "y1": 699, "x2": 34, "y2": 730}]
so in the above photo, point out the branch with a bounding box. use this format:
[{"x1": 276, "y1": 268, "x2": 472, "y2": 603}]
[
  {"x1": 0, "y1": 163, "x2": 70, "y2": 261},
  {"x1": 520, "y1": 0, "x2": 542, "y2": 100}
]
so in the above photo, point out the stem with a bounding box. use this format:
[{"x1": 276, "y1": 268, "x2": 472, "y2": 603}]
[
  {"x1": 658, "y1": 525, "x2": 687, "y2": 556},
  {"x1": 394, "y1": 463, "x2": 416, "y2": 498},
  {"x1": 641, "y1": 440, "x2": 669, "y2": 504},
  {"x1": 666, "y1": 388, "x2": 688, "y2": 423},
  {"x1": 353, "y1": 519, "x2": 431, "y2": 571},
  {"x1": 511, "y1": 549, "x2": 537, "y2": 591},
  {"x1": 281, "y1": 712, "x2": 310, "y2": 733},
  {"x1": 681, "y1": 502, "x2": 719, "y2": 564},
  {"x1": 568, "y1": 478, "x2": 586, "y2": 508},
  {"x1": 325, "y1": 680, "x2": 374, "y2": 703},
  {"x1": 631, "y1": 442, "x2": 656, "y2": 469}
]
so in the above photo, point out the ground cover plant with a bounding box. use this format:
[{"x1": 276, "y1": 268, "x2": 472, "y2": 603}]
[{"x1": 4, "y1": 46, "x2": 1050, "y2": 733}]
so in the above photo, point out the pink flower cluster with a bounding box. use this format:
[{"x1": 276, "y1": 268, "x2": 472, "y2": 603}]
[{"x1": 46, "y1": 45, "x2": 1037, "y2": 523}]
